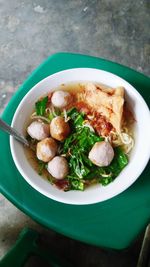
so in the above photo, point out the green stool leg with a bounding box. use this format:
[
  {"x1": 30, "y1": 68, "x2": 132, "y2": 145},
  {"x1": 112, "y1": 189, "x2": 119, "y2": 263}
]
[
  {"x1": 0, "y1": 228, "x2": 72, "y2": 267},
  {"x1": 0, "y1": 228, "x2": 38, "y2": 267}
]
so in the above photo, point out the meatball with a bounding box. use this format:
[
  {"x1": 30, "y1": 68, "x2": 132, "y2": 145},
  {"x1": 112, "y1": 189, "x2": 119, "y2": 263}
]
[
  {"x1": 36, "y1": 138, "x2": 57, "y2": 162},
  {"x1": 27, "y1": 121, "x2": 50, "y2": 141},
  {"x1": 50, "y1": 116, "x2": 70, "y2": 141},
  {"x1": 88, "y1": 141, "x2": 114, "y2": 167},
  {"x1": 47, "y1": 156, "x2": 69, "y2": 179},
  {"x1": 51, "y1": 90, "x2": 71, "y2": 108}
]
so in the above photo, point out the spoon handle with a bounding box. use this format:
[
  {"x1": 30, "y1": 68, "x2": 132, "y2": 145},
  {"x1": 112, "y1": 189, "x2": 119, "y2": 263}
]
[{"x1": 0, "y1": 118, "x2": 29, "y2": 146}]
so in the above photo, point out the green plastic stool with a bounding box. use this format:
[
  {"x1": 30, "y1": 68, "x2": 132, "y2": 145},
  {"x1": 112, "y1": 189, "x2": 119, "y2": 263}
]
[{"x1": 0, "y1": 228, "x2": 72, "y2": 267}]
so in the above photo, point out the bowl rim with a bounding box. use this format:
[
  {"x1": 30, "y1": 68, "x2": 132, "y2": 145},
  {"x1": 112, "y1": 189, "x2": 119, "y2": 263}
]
[{"x1": 10, "y1": 67, "x2": 150, "y2": 205}]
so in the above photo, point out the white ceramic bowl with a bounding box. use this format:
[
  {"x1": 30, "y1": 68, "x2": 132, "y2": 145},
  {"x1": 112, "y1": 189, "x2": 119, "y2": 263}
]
[{"x1": 10, "y1": 68, "x2": 150, "y2": 205}]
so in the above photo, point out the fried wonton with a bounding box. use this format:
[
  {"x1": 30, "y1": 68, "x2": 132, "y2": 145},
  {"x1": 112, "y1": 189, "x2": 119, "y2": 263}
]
[{"x1": 82, "y1": 82, "x2": 124, "y2": 133}]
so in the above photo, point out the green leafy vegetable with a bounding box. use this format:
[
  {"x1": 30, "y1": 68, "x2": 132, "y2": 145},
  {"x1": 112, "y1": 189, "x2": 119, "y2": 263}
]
[
  {"x1": 32, "y1": 106, "x2": 129, "y2": 190},
  {"x1": 61, "y1": 109, "x2": 105, "y2": 190},
  {"x1": 63, "y1": 126, "x2": 103, "y2": 182},
  {"x1": 116, "y1": 147, "x2": 128, "y2": 168},
  {"x1": 61, "y1": 108, "x2": 129, "y2": 190},
  {"x1": 47, "y1": 112, "x2": 55, "y2": 121},
  {"x1": 100, "y1": 176, "x2": 113, "y2": 186},
  {"x1": 38, "y1": 161, "x2": 47, "y2": 175},
  {"x1": 53, "y1": 107, "x2": 61, "y2": 116},
  {"x1": 99, "y1": 147, "x2": 128, "y2": 186},
  {"x1": 71, "y1": 179, "x2": 84, "y2": 190},
  {"x1": 46, "y1": 107, "x2": 62, "y2": 121},
  {"x1": 35, "y1": 96, "x2": 48, "y2": 116},
  {"x1": 26, "y1": 135, "x2": 37, "y2": 151},
  {"x1": 67, "y1": 108, "x2": 84, "y2": 128}
]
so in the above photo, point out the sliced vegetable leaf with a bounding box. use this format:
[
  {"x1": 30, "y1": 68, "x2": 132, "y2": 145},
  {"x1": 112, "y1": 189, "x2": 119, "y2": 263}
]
[
  {"x1": 67, "y1": 108, "x2": 84, "y2": 128},
  {"x1": 35, "y1": 96, "x2": 48, "y2": 116},
  {"x1": 98, "y1": 147, "x2": 128, "y2": 185},
  {"x1": 52, "y1": 107, "x2": 61, "y2": 116},
  {"x1": 71, "y1": 179, "x2": 84, "y2": 190},
  {"x1": 100, "y1": 176, "x2": 113, "y2": 186},
  {"x1": 38, "y1": 161, "x2": 47, "y2": 175},
  {"x1": 47, "y1": 112, "x2": 55, "y2": 121},
  {"x1": 81, "y1": 153, "x2": 93, "y2": 167},
  {"x1": 61, "y1": 108, "x2": 128, "y2": 189},
  {"x1": 116, "y1": 147, "x2": 128, "y2": 168}
]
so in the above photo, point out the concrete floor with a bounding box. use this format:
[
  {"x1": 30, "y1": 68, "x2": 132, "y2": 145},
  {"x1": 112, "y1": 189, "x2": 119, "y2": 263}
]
[{"x1": 0, "y1": 0, "x2": 150, "y2": 266}]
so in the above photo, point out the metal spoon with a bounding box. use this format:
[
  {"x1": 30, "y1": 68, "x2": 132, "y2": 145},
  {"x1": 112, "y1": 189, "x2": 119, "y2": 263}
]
[{"x1": 0, "y1": 118, "x2": 29, "y2": 147}]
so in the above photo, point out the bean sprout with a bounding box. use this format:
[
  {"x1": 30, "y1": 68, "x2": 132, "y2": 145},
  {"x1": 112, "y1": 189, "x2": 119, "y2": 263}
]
[{"x1": 30, "y1": 114, "x2": 50, "y2": 123}]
